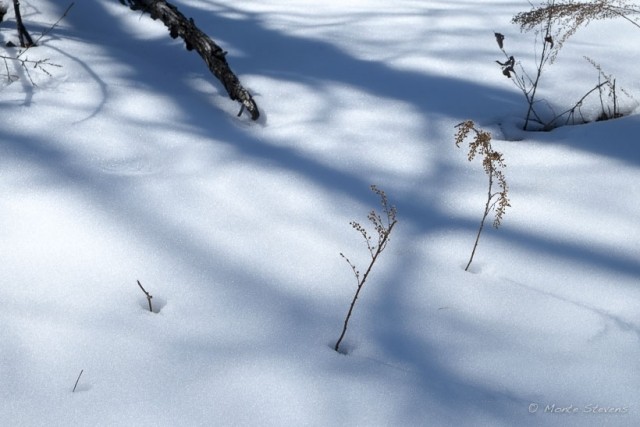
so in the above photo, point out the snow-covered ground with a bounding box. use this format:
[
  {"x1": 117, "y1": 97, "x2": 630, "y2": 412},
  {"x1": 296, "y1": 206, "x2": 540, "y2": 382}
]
[{"x1": 1, "y1": 1, "x2": 639, "y2": 425}]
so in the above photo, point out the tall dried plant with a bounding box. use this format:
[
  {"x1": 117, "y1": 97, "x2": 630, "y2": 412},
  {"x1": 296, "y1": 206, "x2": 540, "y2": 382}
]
[
  {"x1": 455, "y1": 121, "x2": 510, "y2": 272},
  {"x1": 335, "y1": 185, "x2": 397, "y2": 353},
  {"x1": 496, "y1": 0, "x2": 638, "y2": 129},
  {"x1": 495, "y1": 1, "x2": 560, "y2": 130}
]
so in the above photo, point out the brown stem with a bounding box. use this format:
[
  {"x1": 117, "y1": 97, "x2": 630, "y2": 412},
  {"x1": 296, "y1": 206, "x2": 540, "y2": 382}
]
[
  {"x1": 465, "y1": 166, "x2": 493, "y2": 271},
  {"x1": 137, "y1": 280, "x2": 154, "y2": 312},
  {"x1": 335, "y1": 220, "x2": 396, "y2": 353},
  {"x1": 72, "y1": 369, "x2": 84, "y2": 392},
  {"x1": 524, "y1": 17, "x2": 552, "y2": 130}
]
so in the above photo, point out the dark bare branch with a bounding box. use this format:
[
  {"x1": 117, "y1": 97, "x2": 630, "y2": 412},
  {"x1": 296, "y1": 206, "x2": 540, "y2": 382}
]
[{"x1": 12, "y1": 0, "x2": 35, "y2": 48}]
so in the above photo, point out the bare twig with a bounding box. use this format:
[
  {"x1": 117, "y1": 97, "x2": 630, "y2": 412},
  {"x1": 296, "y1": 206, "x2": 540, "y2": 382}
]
[
  {"x1": 2, "y1": 57, "x2": 18, "y2": 82},
  {"x1": 18, "y1": 2, "x2": 75, "y2": 58},
  {"x1": 0, "y1": 54, "x2": 61, "y2": 85},
  {"x1": 546, "y1": 81, "x2": 607, "y2": 127},
  {"x1": 137, "y1": 280, "x2": 154, "y2": 312},
  {"x1": 335, "y1": 185, "x2": 397, "y2": 353},
  {"x1": 72, "y1": 369, "x2": 83, "y2": 392},
  {"x1": 1, "y1": 2, "x2": 71, "y2": 86}
]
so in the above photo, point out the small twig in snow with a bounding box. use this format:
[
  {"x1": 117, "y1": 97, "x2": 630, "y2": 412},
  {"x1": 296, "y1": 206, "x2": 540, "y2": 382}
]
[
  {"x1": 137, "y1": 280, "x2": 154, "y2": 312},
  {"x1": 72, "y1": 369, "x2": 83, "y2": 392}
]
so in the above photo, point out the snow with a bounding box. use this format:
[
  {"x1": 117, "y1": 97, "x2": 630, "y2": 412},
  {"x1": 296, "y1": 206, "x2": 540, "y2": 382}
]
[{"x1": 1, "y1": 0, "x2": 639, "y2": 425}]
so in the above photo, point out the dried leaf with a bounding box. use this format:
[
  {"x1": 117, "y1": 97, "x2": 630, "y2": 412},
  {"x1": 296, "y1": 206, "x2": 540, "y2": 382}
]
[{"x1": 494, "y1": 32, "x2": 505, "y2": 49}]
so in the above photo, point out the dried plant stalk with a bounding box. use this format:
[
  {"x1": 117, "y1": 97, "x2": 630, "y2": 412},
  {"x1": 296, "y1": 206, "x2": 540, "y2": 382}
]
[
  {"x1": 335, "y1": 185, "x2": 397, "y2": 353},
  {"x1": 455, "y1": 121, "x2": 510, "y2": 271}
]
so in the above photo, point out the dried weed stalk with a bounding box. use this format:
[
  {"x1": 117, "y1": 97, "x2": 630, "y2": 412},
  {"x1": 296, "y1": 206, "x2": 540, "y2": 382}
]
[
  {"x1": 513, "y1": 0, "x2": 640, "y2": 53},
  {"x1": 585, "y1": 56, "x2": 636, "y2": 121},
  {"x1": 495, "y1": 0, "x2": 638, "y2": 129},
  {"x1": 495, "y1": 2, "x2": 560, "y2": 130},
  {"x1": 335, "y1": 185, "x2": 397, "y2": 353},
  {"x1": 455, "y1": 121, "x2": 510, "y2": 272}
]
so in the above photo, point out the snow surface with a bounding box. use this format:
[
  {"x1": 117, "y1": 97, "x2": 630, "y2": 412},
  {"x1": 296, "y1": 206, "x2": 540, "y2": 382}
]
[{"x1": 1, "y1": 0, "x2": 639, "y2": 426}]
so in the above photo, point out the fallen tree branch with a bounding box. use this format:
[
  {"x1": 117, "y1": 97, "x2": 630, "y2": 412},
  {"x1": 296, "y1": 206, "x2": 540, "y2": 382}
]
[{"x1": 120, "y1": 0, "x2": 260, "y2": 120}]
